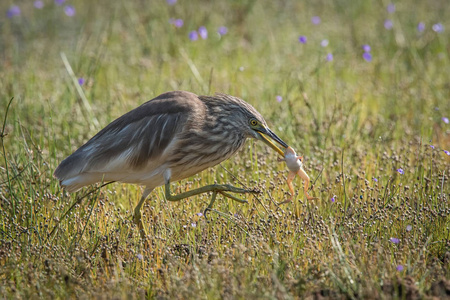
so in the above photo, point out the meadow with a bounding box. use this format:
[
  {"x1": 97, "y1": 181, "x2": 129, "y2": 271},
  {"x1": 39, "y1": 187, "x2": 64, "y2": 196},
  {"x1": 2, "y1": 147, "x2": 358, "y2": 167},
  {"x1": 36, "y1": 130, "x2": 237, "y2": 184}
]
[{"x1": 1, "y1": 0, "x2": 449, "y2": 298}]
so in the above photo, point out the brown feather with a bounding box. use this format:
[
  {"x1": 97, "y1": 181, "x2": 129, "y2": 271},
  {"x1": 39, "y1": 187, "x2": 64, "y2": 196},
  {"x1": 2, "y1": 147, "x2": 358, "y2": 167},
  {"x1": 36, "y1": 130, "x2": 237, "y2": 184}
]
[{"x1": 54, "y1": 91, "x2": 204, "y2": 183}]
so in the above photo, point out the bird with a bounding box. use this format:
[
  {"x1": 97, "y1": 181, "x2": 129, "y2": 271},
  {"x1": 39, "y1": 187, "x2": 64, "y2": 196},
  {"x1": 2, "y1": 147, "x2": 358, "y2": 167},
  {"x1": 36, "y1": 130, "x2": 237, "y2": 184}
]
[{"x1": 54, "y1": 91, "x2": 288, "y2": 239}]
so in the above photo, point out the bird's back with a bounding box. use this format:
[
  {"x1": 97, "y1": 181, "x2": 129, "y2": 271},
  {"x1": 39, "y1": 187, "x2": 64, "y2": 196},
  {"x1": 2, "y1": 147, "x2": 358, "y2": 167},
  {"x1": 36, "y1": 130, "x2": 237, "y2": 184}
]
[{"x1": 54, "y1": 91, "x2": 206, "y2": 191}]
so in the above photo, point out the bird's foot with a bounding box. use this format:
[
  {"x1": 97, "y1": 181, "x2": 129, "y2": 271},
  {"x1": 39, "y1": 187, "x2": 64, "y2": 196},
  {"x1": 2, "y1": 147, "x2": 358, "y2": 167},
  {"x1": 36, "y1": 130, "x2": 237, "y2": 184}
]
[
  {"x1": 249, "y1": 187, "x2": 261, "y2": 194},
  {"x1": 203, "y1": 207, "x2": 212, "y2": 220},
  {"x1": 202, "y1": 187, "x2": 256, "y2": 220}
]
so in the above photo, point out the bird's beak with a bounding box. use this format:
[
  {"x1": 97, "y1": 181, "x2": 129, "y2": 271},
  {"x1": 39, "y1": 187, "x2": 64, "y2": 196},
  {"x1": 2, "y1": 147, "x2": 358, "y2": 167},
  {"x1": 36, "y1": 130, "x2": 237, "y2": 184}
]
[{"x1": 257, "y1": 127, "x2": 288, "y2": 157}]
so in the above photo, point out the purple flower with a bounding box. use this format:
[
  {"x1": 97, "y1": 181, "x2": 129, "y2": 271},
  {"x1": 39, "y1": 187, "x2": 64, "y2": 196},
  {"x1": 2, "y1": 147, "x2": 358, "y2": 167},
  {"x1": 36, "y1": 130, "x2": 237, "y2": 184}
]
[
  {"x1": 387, "y1": 3, "x2": 396, "y2": 14},
  {"x1": 276, "y1": 95, "x2": 283, "y2": 103},
  {"x1": 137, "y1": 254, "x2": 144, "y2": 260},
  {"x1": 396, "y1": 265, "x2": 404, "y2": 271},
  {"x1": 442, "y1": 117, "x2": 449, "y2": 124},
  {"x1": 166, "y1": 0, "x2": 177, "y2": 5},
  {"x1": 298, "y1": 36, "x2": 307, "y2": 44},
  {"x1": 321, "y1": 39, "x2": 329, "y2": 47},
  {"x1": 311, "y1": 16, "x2": 321, "y2": 25},
  {"x1": 174, "y1": 19, "x2": 183, "y2": 28},
  {"x1": 363, "y1": 52, "x2": 372, "y2": 62},
  {"x1": 218, "y1": 26, "x2": 228, "y2": 36},
  {"x1": 55, "y1": 0, "x2": 65, "y2": 5},
  {"x1": 188, "y1": 31, "x2": 198, "y2": 41},
  {"x1": 406, "y1": 225, "x2": 412, "y2": 231},
  {"x1": 417, "y1": 22, "x2": 425, "y2": 32},
  {"x1": 78, "y1": 78, "x2": 85, "y2": 86},
  {"x1": 191, "y1": 223, "x2": 197, "y2": 228},
  {"x1": 169, "y1": 18, "x2": 183, "y2": 28},
  {"x1": 34, "y1": 1, "x2": 44, "y2": 9},
  {"x1": 362, "y1": 44, "x2": 371, "y2": 52},
  {"x1": 430, "y1": 145, "x2": 435, "y2": 149},
  {"x1": 198, "y1": 26, "x2": 208, "y2": 39},
  {"x1": 331, "y1": 195, "x2": 336, "y2": 202},
  {"x1": 196, "y1": 212, "x2": 203, "y2": 217},
  {"x1": 444, "y1": 150, "x2": 450, "y2": 156},
  {"x1": 390, "y1": 237, "x2": 400, "y2": 244},
  {"x1": 397, "y1": 168, "x2": 404, "y2": 175},
  {"x1": 64, "y1": 5, "x2": 75, "y2": 17},
  {"x1": 326, "y1": 53, "x2": 333, "y2": 62},
  {"x1": 384, "y1": 19, "x2": 393, "y2": 30},
  {"x1": 373, "y1": 177, "x2": 378, "y2": 182},
  {"x1": 432, "y1": 23, "x2": 443, "y2": 33},
  {"x1": 7, "y1": 5, "x2": 21, "y2": 18}
]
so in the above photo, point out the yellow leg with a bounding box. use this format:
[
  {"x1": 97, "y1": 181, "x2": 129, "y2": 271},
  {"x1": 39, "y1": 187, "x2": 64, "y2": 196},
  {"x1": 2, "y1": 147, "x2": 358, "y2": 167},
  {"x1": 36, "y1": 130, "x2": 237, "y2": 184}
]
[
  {"x1": 165, "y1": 182, "x2": 255, "y2": 218},
  {"x1": 134, "y1": 182, "x2": 256, "y2": 240},
  {"x1": 134, "y1": 187, "x2": 153, "y2": 240}
]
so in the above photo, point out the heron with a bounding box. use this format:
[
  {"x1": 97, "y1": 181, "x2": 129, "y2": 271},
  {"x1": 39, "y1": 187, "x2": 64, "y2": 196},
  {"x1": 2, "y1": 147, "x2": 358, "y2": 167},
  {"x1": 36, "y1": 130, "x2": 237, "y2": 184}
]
[{"x1": 54, "y1": 91, "x2": 288, "y2": 238}]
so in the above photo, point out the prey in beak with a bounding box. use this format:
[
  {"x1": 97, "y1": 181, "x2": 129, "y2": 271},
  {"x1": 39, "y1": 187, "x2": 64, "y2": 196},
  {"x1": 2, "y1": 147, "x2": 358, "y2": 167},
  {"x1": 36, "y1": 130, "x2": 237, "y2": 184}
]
[{"x1": 278, "y1": 146, "x2": 318, "y2": 204}]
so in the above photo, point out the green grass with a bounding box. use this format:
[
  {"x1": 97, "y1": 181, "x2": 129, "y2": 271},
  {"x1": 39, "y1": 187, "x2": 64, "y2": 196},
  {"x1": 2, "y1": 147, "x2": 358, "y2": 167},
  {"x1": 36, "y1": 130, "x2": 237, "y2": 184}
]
[{"x1": 1, "y1": 0, "x2": 449, "y2": 298}]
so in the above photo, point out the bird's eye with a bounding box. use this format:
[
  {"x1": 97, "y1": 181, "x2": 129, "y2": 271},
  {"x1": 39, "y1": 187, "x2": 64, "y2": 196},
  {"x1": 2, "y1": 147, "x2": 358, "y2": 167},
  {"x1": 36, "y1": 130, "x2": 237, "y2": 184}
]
[{"x1": 250, "y1": 119, "x2": 258, "y2": 126}]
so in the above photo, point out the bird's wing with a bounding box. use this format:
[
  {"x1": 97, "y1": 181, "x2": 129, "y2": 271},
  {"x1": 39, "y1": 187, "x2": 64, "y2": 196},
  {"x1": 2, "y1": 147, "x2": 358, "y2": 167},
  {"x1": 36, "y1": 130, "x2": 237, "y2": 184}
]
[
  {"x1": 84, "y1": 112, "x2": 185, "y2": 172},
  {"x1": 54, "y1": 91, "x2": 204, "y2": 181}
]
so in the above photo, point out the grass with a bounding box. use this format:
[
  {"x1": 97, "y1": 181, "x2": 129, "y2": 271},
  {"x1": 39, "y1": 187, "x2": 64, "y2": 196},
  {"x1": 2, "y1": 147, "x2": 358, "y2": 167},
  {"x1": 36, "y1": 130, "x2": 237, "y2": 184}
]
[{"x1": 1, "y1": 0, "x2": 449, "y2": 298}]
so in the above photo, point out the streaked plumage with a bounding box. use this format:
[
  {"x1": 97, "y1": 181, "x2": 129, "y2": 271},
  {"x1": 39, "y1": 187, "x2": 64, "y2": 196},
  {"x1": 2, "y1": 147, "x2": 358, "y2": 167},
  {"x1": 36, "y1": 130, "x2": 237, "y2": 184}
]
[{"x1": 54, "y1": 91, "x2": 288, "y2": 237}]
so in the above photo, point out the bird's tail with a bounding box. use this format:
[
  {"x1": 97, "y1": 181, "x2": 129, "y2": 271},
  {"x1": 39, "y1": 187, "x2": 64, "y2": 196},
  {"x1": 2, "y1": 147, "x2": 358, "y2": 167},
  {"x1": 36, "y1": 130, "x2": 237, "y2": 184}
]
[{"x1": 54, "y1": 151, "x2": 93, "y2": 192}]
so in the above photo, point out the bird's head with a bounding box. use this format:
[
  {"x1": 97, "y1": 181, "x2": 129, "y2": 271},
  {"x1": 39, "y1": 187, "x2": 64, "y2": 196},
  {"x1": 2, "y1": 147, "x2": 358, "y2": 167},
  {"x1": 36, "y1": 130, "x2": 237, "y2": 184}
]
[
  {"x1": 246, "y1": 115, "x2": 289, "y2": 157},
  {"x1": 210, "y1": 94, "x2": 289, "y2": 157}
]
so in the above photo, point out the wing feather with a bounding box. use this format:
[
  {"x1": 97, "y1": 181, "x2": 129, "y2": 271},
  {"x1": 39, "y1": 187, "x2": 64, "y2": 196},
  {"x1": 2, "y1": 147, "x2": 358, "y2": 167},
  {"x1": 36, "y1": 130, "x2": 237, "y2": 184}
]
[{"x1": 54, "y1": 91, "x2": 204, "y2": 186}]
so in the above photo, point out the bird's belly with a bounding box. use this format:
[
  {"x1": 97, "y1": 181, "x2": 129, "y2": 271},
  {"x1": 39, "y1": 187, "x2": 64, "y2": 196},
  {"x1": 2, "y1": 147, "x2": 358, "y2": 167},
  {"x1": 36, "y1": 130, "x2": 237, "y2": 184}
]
[
  {"x1": 168, "y1": 153, "x2": 229, "y2": 183},
  {"x1": 96, "y1": 162, "x2": 168, "y2": 188},
  {"x1": 106, "y1": 158, "x2": 219, "y2": 188},
  {"x1": 169, "y1": 162, "x2": 216, "y2": 183},
  {"x1": 106, "y1": 140, "x2": 241, "y2": 188}
]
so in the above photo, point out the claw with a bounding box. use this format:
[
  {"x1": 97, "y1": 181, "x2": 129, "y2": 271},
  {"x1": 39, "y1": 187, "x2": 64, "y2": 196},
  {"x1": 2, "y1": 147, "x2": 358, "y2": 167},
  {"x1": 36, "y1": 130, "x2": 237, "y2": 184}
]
[
  {"x1": 203, "y1": 207, "x2": 211, "y2": 220},
  {"x1": 250, "y1": 188, "x2": 261, "y2": 194}
]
